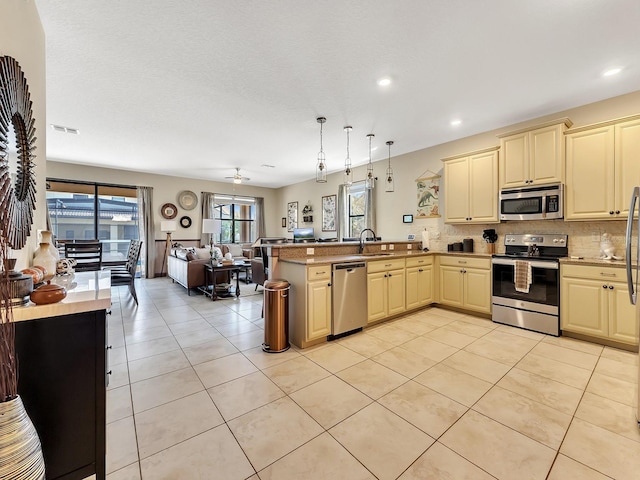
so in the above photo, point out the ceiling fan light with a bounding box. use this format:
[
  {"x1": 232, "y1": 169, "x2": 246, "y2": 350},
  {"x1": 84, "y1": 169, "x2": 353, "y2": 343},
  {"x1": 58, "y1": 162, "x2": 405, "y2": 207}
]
[{"x1": 233, "y1": 177, "x2": 242, "y2": 184}]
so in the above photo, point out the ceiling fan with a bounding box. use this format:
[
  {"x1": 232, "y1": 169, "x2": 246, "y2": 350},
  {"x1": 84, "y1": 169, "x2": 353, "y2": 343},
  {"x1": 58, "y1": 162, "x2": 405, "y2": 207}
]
[{"x1": 225, "y1": 167, "x2": 250, "y2": 184}]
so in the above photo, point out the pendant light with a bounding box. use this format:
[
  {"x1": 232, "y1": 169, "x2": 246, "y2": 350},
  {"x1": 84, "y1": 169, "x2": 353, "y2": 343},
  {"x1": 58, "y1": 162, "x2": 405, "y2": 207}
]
[
  {"x1": 366, "y1": 133, "x2": 375, "y2": 189},
  {"x1": 385, "y1": 140, "x2": 394, "y2": 192},
  {"x1": 344, "y1": 126, "x2": 353, "y2": 187},
  {"x1": 316, "y1": 116, "x2": 327, "y2": 183}
]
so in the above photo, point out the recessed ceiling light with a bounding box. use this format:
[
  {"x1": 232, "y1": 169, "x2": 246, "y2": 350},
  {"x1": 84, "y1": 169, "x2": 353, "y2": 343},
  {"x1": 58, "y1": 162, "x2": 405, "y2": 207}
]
[
  {"x1": 450, "y1": 119, "x2": 462, "y2": 126},
  {"x1": 603, "y1": 67, "x2": 622, "y2": 77},
  {"x1": 377, "y1": 77, "x2": 391, "y2": 87}
]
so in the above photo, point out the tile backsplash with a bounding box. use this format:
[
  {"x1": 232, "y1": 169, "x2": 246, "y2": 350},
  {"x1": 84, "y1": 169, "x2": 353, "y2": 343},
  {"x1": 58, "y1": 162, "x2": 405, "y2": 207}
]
[{"x1": 425, "y1": 219, "x2": 631, "y2": 259}]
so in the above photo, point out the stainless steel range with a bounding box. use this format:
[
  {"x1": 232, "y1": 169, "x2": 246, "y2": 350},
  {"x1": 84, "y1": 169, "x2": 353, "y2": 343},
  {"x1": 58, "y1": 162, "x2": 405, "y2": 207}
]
[{"x1": 491, "y1": 233, "x2": 568, "y2": 335}]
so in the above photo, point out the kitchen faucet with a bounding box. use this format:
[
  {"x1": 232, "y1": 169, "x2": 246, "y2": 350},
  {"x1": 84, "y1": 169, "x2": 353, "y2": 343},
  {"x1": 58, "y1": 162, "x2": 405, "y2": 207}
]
[{"x1": 359, "y1": 228, "x2": 377, "y2": 254}]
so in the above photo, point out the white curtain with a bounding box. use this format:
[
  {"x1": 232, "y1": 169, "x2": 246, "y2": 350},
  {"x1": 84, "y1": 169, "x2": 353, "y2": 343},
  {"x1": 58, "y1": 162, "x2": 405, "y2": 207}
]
[
  {"x1": 201, "y1": 191, "x2": 216, "y2": 246},
  {"x1": 336, "y1": 184, "x2": 350, "y2": 241},
  {"x1": 255, "y1": 197, "x2": 266, "y2": 239},
  {"x1": 137, "y1": 186, "x2": 155, "y2": 278}
]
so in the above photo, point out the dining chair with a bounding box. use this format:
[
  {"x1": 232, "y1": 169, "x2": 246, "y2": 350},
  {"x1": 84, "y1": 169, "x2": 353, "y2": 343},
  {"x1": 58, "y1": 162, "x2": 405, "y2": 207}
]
[
  {"x1": 110, "y1": 240, "x2": 143, "y2": 304},
  {"x1": 64, "y1": 240, "x2": 103, "y2": 272}
]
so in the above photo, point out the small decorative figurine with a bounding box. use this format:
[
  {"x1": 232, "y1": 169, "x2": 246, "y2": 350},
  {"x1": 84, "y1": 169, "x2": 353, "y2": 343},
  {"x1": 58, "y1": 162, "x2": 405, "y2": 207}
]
[{"x1": 600, "y1": 232, "x2": 621, "y2": 260}]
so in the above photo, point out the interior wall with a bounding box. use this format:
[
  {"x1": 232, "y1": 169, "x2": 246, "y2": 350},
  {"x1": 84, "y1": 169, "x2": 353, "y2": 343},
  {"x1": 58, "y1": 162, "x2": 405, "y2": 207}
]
[
  {"x1": 0, "y1": 0, "x2": 46, "y2": 270},
  {"x1": 278, "y1": 90, "x2": 640, "y2": 257}
]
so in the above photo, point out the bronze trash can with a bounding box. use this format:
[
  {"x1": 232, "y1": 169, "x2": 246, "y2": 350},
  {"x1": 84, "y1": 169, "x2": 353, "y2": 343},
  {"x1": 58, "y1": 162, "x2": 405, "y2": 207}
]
[{"x1": 262, "y1": 279, "x2": 290, "y2": 353}]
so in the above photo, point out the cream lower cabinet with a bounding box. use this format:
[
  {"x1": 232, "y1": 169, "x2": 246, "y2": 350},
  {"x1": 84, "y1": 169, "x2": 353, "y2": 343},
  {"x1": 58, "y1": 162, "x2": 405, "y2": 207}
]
[
  {"x1": 561, "y1": 264, "x2": 638, "y2": 346},
  {"x1": 438, "y1": 256, "x2": 491, "y2": 314},
  {"x1": 442, "y1": 147, "x2": 499, "y2": 224},
  {"x1": 280, "y1": 262, "x2": 331, "y2": 348},
  {"x1": 406, "y1": 256, "x2": 433, "y2": 310},
  {"x1": 367, "y1": 258, "x2": 405, "y2": 323}
]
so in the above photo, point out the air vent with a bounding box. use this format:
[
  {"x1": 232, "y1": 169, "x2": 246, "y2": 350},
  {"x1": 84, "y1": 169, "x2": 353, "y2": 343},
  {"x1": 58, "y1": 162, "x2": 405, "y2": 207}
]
[{"x1": 51, "y1": 124, "x2": 80, "y2": 135}]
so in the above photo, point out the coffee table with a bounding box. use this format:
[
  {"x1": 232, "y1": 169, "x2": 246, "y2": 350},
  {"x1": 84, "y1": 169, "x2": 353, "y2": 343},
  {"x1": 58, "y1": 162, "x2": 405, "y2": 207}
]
[{"x1": 200, "y1": 262, "x2": 241, "y2": 300}]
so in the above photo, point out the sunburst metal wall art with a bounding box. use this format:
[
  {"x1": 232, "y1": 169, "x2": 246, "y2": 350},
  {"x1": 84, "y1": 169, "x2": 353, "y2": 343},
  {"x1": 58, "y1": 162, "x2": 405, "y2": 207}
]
[{"x1": 0, "y1": 56, "x2": 37, "y2": 249}]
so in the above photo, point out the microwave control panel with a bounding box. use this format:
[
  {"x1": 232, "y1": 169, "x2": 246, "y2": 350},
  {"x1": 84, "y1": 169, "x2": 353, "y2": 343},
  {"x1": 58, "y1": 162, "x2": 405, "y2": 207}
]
[{"x1": 546, "y1": 195, "x2": 560, "y2": 213}]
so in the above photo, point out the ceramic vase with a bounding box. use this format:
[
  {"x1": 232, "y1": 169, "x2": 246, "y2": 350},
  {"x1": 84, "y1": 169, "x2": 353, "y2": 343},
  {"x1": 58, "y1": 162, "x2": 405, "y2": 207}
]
[
  {"x1": 32, "y1": 243, "x2": 57, "y2": 281},
  {"x1": 0, "y1": 395, "x2": 46, "y2": 480},
  {"x1": 38, "y1": 230, "x2": 60, "y2": 261}
]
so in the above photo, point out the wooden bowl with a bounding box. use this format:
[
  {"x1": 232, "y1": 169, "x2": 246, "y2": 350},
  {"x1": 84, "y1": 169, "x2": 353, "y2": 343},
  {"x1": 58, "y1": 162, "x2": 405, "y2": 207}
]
[{"x1": 30, "y1": 281, "x2": 67, "y2": 305}]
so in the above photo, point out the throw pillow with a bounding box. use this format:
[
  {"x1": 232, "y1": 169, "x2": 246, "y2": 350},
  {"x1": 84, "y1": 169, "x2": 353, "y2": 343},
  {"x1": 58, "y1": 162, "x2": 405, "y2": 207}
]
[
  {"x1": 175, "y1": 248, "x2": 188, "y2": 260},
  {"x1": 228, "y1": 244, "x2": 243, "y2": 257},
  {"x1": 195, "y1": 247, "x2": 211, "y2": 260},
  {"x1": 186, "y1": 252, "x2": 197, "y2": 261}
]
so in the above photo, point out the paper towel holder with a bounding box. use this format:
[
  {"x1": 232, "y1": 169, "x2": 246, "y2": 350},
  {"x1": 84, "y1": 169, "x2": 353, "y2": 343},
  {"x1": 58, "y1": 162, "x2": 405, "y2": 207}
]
[{"x1": 403, "y1": 214, "x2": 413, "y2": 223}]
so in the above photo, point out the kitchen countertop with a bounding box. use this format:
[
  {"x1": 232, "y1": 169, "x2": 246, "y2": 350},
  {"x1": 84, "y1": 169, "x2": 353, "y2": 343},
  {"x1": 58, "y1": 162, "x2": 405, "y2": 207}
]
[
  {"x1": 279, "y1": 250, "x2": 492, "y2": 266},
  {"x1": 560, "y1": 257, "x2": 627, "y2": 267},
  {"x1": 12, "y1": 270, "x2": 112, "y2": 322}
]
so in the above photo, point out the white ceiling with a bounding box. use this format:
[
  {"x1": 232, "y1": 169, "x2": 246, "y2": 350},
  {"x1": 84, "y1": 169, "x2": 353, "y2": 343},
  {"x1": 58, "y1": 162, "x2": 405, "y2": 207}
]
[{"x1": 34, "y1": 0, "x2": 640, "y2": 188}]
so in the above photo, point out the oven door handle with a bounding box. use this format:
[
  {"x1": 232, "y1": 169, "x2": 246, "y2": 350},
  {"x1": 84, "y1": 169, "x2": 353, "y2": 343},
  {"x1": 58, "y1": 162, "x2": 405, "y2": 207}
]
[{"x1": 491, "y1": 258, "x2": 558, "y2": 270}]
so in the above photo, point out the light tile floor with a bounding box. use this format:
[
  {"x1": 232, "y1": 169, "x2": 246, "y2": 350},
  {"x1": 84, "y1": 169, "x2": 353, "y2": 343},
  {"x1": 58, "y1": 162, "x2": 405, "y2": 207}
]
[{"x1": 102, "y1": 277, "x2": 640, "y2": 480}]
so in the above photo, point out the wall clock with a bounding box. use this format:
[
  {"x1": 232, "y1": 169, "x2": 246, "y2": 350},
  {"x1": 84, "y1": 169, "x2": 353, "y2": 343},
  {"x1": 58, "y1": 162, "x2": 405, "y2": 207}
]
[
  {"x1": 161, "y1": 203, "x2": 177, "y2": 219},
  {"x1": 0, "y1": 56, "x2": 38, "y2": 249},
  {"x1": 179, "y1": 215, "x2": 192, "y2": 228}
]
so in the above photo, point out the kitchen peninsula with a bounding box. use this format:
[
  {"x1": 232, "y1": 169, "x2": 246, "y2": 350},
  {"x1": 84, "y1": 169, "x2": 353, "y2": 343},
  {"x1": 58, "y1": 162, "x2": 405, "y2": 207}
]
[
  {"x1": 273, "y1": 241, "x2": 492, "y2": 349},
  {"x1": 14, "y1": 271, "x2": 111, "y2": 480}
]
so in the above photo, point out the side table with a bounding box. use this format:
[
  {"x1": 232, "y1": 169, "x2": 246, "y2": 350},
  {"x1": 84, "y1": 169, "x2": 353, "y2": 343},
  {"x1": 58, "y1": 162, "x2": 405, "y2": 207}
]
[{"x1": 201, "y1": 262, "x2": 241, "y2": 300}]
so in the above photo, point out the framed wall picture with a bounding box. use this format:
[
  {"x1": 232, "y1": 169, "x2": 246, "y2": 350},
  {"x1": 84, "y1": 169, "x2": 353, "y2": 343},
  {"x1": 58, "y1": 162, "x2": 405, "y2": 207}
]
[
  {"x1": 322, "y1": 194, "x2": 337, "y2": 231},
  {"x1": 416, "y1": 175, "x2": 440, "y2": 218},
  {"x1": 287, "y1": 201, "x2": 298, "y2": 232}
]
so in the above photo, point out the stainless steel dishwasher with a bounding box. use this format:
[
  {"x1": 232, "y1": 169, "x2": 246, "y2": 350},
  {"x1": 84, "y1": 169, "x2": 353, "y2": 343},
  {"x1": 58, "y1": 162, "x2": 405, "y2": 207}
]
[{"x1": 332, "y1": 262, "x2": 367, "y2": 336}]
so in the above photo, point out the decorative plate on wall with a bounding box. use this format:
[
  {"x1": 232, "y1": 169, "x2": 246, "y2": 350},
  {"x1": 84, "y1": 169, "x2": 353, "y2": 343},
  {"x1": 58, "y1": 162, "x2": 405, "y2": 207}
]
[
  {"x1": 178, "y1": 190, "x2": 198, "y2": 210},
  {"x1": 179, "y1": 215, "x2": 192, "y2": 228},
  {"x1": 161, "y1": 203, "x2": 178, "y2": 219}
]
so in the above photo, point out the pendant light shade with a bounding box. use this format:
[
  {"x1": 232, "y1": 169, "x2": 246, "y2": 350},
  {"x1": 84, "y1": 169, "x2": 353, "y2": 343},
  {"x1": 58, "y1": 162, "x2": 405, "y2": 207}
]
[
  {"x1": 366, "y1": 133, "x2": 375, "y2": 189},
  {"x1": 385, "y1": 140, "x2": 394, "y2": 192},
  {"x1": 316, "y1": 117, "x2": 327, "y2": 183},
  {"x1": 344, "y1": 126, "x2": 353, "y2": 187}
]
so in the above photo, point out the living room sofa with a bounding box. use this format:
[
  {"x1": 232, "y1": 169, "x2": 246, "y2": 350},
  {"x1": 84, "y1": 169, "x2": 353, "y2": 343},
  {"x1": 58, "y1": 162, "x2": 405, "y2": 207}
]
[{"x1": 167, "y1": 245, "x2": 253, "y2": 294}]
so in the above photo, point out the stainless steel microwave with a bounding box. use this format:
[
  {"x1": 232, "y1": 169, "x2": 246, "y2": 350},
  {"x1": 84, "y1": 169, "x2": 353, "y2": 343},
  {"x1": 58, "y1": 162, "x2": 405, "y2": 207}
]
[{"x1": 499, "y1": 183, "x2": 563, "y2": 220}]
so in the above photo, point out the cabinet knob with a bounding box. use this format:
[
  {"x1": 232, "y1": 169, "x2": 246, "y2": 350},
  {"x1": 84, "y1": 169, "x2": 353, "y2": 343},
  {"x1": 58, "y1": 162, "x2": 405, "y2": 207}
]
[
  {"x1": 609, "y1": 211, "x2": 614, "y2": 215},
  {"x1": 107, "y1": 370, "x2": 112, "y2": 375},
  {"x1": 615, "y1": 210, "x2": 620, "y2": 214},
  {"x1": 418, "y1": 269, "x2": 423, "y2": 272},
  {"x1": 106, "y1": 345, "x2": 112, "y2": 350},
  {"x1": 609, "y1": 285, "x2": 614, "y2": 289},
  {"x1": 603, "y1": 285, "x2": 607, "y2": 289},
  {"x1": 327, "y1": 283, "x2": 331, "y2": 287}
]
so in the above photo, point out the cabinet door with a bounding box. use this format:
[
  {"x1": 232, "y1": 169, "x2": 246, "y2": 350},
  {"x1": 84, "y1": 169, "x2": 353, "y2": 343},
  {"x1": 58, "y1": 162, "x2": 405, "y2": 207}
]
[
  {"x1": 565, "y1": 126, "x2": 615, "y2": 220},
  {"x1": 419, "y1": 266, "x2": 434, "y2": 306},
  {"x1": 406, "y1": 267, "x2": 420, "y2": 310},
  {"x1": 439, "y1": 266, "x2": 464, "y2": 308},
  {"x1": 530, "y1": 124, "x2": 564, "y2": 185},
  {"x1": 499, "y1": 132, "x2": 528, "y2": 188},
  {"x1": 561, "y1": 277, "x2": 608, "y2": 337},
  {"x1": 469, "y1": 150, "x2": 499, "y2": 223},
  {"x1": 444, "y1": 157, "x2": 470, "y2": 223},
  {"x1": 609, "y1": 281, "x2": 639, "y2": 345},
  {"x1": 614, "y1": 118, "x2": 640, "y2": 217},
  {"x1": 463, "y1": 268, "x2": 491, "y2": 314},
  {"x1": 367, "y1": 272, "x2": 387, "y2": 323},
  {"x1": 307, "y1": 281, "x2": 331, "y2": 340},
  {"x1": 387, "y1": 269, "x2": 406, "y2": 316}
]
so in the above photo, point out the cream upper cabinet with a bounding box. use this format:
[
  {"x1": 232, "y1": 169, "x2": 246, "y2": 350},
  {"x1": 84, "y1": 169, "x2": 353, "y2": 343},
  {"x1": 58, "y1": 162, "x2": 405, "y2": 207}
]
[
  {"x1": 438, "y1": 256, "x2": 491, "y2": 314},
  {"x1": 498, "y1": 120, "x2": 571, "y2": 189},
  {"x1": 443, "y1": 147, "x2": 499, "y2": 224},
  {"x1": 566, "y1": 116, "x2": 640, "y2": 221},
  {"x1": 561, "y1": 264, "x2": 638, "y2": 346}
]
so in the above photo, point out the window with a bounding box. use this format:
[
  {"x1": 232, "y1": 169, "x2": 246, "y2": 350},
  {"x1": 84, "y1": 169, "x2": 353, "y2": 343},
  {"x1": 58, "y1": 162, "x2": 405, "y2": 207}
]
[
  {"x1": 348, "y1": 182, "x2": 366, "y2": 237},
  {"x1": 46, "y1": 179, "x2": 138, "y2": 264},
  {"x1": 213, "y1": 195, "x2": 256, "y2": 243}
]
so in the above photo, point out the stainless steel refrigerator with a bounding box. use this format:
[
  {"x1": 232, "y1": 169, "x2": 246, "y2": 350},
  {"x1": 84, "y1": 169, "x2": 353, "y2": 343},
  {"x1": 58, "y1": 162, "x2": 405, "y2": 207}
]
[{"x1": 624, "y1": 186, "x2": 640, "y2": 426}]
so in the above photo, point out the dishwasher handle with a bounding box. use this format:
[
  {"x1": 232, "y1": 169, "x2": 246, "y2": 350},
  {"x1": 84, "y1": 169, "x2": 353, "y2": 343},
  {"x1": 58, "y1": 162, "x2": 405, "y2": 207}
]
[{"x1": 333, "y1": 262, "x2": 366, "y2": 270}]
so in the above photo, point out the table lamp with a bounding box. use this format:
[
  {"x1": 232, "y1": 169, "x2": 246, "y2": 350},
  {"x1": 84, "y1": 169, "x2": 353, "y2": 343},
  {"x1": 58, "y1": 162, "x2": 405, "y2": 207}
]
[
  {"x1": 202, "y1": 219, "x2": 221, "y2": 261},
  {"x1": 160, "y1": 221, "x2": 177, "y2": 276}
]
